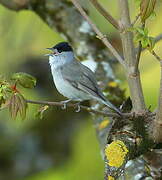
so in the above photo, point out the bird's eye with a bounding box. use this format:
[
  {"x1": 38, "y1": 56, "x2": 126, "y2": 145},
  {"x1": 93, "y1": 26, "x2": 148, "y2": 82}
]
[{"x1": 58, "y1": 49, "x2": 62, "y2": 53}]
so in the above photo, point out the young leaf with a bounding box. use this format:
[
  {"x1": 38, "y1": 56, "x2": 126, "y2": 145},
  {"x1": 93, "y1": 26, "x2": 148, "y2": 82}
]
[
  {"x1": 0, "y1": 92, "x2": 5, "y2": 107},
  {"x1": 141, "y1": 37, "x2": 150, "y2": 48},
  {"x1": 140, "y1": 0, "x2": 156, "y2": 23},
  {"x1": 11, "y1": 72, "x2": 36, "y2": 89},
  {"x1": 134, "y1": 33, "x2": 144, "y2": 43},
  {"x1": 35, "y1": 105, "x2": 49, "y2": 119},
  {"x1": 16, "y1": 93, "x2": 28, "y2": 120},
  {"x1": 133, "y1": 27, "x2": 155, "y2": 50},
  {"x1": 0, "y1": 84, "x2": 12, "y2": 107},
  {"x1": 8, "y1": 93, "x2": 27, "y2": 120},
  {"x1": 136, "y1": 27, "x2": 147, "y2": 35},
  {"x1": 9, "y1": 93, "x2": 19, "y2": 119},
  {"x1": 147, "y1": 36, "x2": 155, "y2": 51}
]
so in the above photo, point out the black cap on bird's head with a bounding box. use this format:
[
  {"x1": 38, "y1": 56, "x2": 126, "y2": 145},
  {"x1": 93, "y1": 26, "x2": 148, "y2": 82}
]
[
  {"x1": 47, "y1": 42, "x2": 73, "y2": 54},
  {"x1": 53, "y1": 42, "x2": 73, "y2": 52}
]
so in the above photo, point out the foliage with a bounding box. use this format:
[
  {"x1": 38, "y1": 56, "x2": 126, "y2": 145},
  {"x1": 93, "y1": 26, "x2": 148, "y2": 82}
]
[
  {"x1": 8, "y1": 92, "x2": 27, "y2": 120},
  {"x1": 11, "y1": 72, "x2": 36, "y2": 89},
  {"x1": 35, "y1": 105, "x2": 49, "y2": 119},
  {"x1": 0, "y1": 72, "x2": 36, "y2": 120},
  {"x1": 132, "y1": 27, "x2": 155, "y2": 50},
  {"x1": 140, "y1": 0, "x2": 156, "y2": 23}
]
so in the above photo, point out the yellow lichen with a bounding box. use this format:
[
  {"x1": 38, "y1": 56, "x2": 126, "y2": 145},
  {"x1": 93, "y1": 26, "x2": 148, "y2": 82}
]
[
  {"x1": 98, "y1": 119, "x2": 109, "y2": 130},
  {"x1": 108, "y1": 81, "x2": 118, "y2": 88},
  {"x1": 108, "y1": 176, "x2": 115, "y2": 180},
  {"x1": 105, "y1": 140, "x2": 129, "y2": 168},
  {"x1": 145, "y1": 165, "x2": 151, "y2": 174}
]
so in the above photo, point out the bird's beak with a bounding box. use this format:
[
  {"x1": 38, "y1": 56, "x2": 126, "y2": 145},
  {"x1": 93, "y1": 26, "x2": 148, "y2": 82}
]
[
  {"x1": 44, "y1": 47, "x2": 55, "y2": 56},
  {"x1": 45, "y1": 48, "x2": 59, "y2": 56},
  {"x1": 46, "y1": 48, "x2": 54, "y2": 51}
]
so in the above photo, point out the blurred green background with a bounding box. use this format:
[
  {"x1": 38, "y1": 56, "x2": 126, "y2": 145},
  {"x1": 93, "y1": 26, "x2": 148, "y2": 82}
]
[{"x1": 0, "y1": 1, "x2": 162, "y2": 180}]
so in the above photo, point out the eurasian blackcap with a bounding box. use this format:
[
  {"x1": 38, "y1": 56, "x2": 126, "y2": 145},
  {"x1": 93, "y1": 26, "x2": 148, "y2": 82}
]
[{"x1": 46, "y1": 42, "x2": 121, "y2": 115}]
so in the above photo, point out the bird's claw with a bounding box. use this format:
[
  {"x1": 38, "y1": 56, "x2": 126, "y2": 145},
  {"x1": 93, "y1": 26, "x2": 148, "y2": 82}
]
[
  {"x1": 61, "y1": 103, "x2": 67, "y2": 110},
  {"x1": 75, "y1": 102, "x2": 81, "y2": 112},
  {"x1": 60, "y1": 100, "x2": 81, "y2": 112},
  {"x1": 60, "y1": 99, "x2": 71, "y2": 110}
]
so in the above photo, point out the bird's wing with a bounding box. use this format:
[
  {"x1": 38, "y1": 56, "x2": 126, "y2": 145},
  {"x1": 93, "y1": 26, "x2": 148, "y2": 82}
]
[{"x1": 61, "y1": 60, "x2": 106, "y2": 101}]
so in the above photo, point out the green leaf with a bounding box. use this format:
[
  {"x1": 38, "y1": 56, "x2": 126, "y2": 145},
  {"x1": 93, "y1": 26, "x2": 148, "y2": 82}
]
[
  {"x1": 11, "y1": 72, "x2": 36, "y2": 89},
  {"x1": 143, "y1": 28, "x2": 148, "y2": 36},
  {"x1": 147, "y1": 36, "x2": 155, "y2": 51},
  {"x1": 141, "y1": 37, "x2": 150, "y2": 48},
  {"x1": 0, "y1": 84, "x2": 12, "y2": 107},
  {"x1": 136, "y1": 27, "x2": 146, "y2": 35},
  {"x1": 133, "y1": 27, "x2": 154, "y2": 50},
  {"x1": 0, "y1": 93, "x2": 5, "y2": 107},
  {"x1": 134, "y1": 33, "x2": 144, "y2": 43}
]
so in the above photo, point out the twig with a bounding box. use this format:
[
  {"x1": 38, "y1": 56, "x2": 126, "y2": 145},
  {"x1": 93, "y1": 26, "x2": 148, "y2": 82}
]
[
  {"x1": 131, "y1": 13, "x2": 140, "y2": 26},
  {"x1": 154, "y1": 34, "x2": 162, "y2": 44},
  {"x1": 135, "y1": 24, "x2": 145, "y2": 72},
  {"x1": 89, "y1": 0, "x2": 119, "y2": 29},
  {"x1": 26, "y1": 99, "x2": 133, "y2": 118},
  {"x1": 71, "y1": 0, "x2": 126, "y2": 68},
  {"x1": 151, "y1": 50, "x2": 162, "y2": 62},
  {"x1": 135, "y1": 42, "x2": 142, "y2": 71}
]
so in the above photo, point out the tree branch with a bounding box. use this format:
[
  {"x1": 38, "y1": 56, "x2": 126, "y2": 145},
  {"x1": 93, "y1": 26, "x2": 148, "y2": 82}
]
[
  {"x1": 0, "y1": 0, "x2": 28, "y2": 10},
  {"x1": 89, "y1": 0, "x2": 119, "y2": 29},
  {"x1": 150, "y1": 51, "x2": 162, "y2": 142},
  {"x1": 118, "y1": 0, "x2": 146, "y2": 112},
  {"x1": 151, "y1": 50, "x2": 162, "y2": 62},
  {"x1": 154, "y1": 34, "x2": 162, "y2": 44},
  {"x1": 135, "y1": 24, "x2": 145, "y2": 72},
  {"x1": 71, "y1": 0, "x2": 126, "y2": 68},
  {"x1": 26, "y1": 99, "x2": 132, "y2": 118},
  {"x1": 153, "y1": 60, "x2": 162, "y2": 142},
  {"x1": 135, "y1": 42, "x2": 142, "y2": 71}
]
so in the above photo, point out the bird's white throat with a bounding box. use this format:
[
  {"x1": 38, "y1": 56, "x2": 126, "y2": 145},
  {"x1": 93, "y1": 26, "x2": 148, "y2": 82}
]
[{"x1": 49, "y1": 51, "x2": 74, "y2": 69}]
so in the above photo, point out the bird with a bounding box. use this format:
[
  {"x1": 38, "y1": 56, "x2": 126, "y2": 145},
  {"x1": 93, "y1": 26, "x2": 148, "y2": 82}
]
[{"x1": 46, "y1": 42, "x2": 121, "y2": 115}]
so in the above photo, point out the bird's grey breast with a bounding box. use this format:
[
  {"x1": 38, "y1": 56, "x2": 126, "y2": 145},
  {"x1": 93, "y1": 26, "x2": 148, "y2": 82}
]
[{"x1": 50, "y1": 63, "x2": 90, "y2": 101}]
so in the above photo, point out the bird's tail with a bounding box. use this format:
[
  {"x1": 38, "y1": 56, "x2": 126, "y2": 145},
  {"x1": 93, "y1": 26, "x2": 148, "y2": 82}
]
[{"x1": 101, "y1": 100, "x2": 122, "y2": 116}]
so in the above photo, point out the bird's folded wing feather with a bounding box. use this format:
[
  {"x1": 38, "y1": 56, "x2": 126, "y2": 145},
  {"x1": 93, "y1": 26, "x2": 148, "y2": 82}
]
[{"x1": 61, "y1": 60, "x2": 106, "y2": 101}]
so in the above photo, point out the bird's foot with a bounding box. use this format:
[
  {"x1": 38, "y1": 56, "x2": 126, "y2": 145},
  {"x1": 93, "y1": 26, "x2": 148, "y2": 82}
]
[
  {"x1": 60, "y1": 99, "x2": 72, "y2": 110},
  {"x1": 74, "y1": 102, "x2": 81, "y2": 112}
]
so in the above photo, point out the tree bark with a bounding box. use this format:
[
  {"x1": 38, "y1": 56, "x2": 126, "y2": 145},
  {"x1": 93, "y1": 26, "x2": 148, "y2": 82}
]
[{"x1": 118, "y1": 0, "x2": 146, "y2": 113}]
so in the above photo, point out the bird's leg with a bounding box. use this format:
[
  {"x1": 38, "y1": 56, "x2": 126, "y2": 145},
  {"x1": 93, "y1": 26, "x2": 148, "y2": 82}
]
[
  {"x1": 60, "y1": 99, "x2": 72, "y2": 109},
  {"x1": 74, "y1": 102, "x2": 81, "y2": 112}
]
